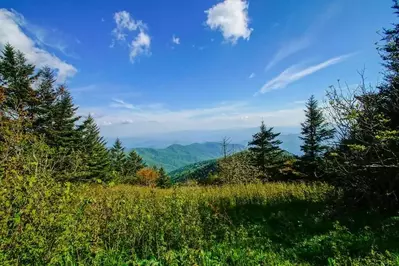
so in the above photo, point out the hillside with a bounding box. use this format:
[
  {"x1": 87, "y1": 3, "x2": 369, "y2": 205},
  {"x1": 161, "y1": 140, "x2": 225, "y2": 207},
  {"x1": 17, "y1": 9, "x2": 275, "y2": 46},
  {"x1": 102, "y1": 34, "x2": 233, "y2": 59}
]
[{"x1": 133, "y1": 142, "x2": 245, "y2": 172}]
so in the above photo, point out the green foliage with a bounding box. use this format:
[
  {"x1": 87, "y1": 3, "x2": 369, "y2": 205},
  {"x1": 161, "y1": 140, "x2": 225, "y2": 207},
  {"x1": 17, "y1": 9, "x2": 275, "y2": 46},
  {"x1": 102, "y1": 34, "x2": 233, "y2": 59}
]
[
  {"x1": 248, "y1": 121, "x2": 284, "y2": 180},
  {"x1": 1, "y1": 178, "x2": 398, "y2": 265}
]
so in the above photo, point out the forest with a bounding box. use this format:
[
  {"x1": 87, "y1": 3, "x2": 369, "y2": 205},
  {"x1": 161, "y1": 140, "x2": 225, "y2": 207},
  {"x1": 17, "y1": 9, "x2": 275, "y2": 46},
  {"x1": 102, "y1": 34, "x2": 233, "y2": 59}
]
[{"x1": 1, "y1": 2, "x2": 399, "y2": 266}]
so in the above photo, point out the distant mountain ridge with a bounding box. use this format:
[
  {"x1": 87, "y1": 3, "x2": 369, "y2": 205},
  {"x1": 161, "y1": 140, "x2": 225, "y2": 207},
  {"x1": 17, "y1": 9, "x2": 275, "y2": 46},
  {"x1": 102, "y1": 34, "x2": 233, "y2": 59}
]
[{"x1": 133, "y1": 142, "x2": 245, "y2": 172}]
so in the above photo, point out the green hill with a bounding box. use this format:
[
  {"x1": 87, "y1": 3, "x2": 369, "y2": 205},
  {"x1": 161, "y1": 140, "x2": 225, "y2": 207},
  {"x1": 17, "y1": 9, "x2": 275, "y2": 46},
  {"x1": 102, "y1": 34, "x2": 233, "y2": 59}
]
[
  {"x1": 133, "y1": 142, "x2": 245, "y2": 172},
  {"x1": 169, "y1": 159, "x2": 218, "y2": 183},
  {"x1": 169, "y1": 149, "x2": 297, "y2": 183}
]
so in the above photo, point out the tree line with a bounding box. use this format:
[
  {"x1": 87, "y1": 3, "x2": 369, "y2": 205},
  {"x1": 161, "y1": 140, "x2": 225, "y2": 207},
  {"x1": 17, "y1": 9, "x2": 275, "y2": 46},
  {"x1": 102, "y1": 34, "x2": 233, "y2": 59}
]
[{"x1": 0, "y1": 45, "x2": 171, "y2": 188}]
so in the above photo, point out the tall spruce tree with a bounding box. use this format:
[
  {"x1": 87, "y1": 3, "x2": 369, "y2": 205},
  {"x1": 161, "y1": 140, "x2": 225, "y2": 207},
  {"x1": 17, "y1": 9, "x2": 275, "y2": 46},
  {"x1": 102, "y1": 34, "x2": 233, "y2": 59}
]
[
  {"x1": 78, "y1": 115, "x2": 110, "y2": 182},
  {"x1": 0, "y1": 44, "x2": 39, "y2": 120},
  {"x1": 49, "y1": 88, "x2": 81, "y2": 149},
  {"x1": 300, "y1": 95, "x2": 335, "y2": 179},
  {"x1": 248, "y1": 121, "x2": 284, "y2": 180},
  {"x1": 33, "y1": 67, "x2": 59, "y2": 138},
  {"x1": 378, "y1": 1, "x2": 399, "y2": 130},
  {"x1": 125, "y1": 149, "x2": 146, "y2": 177},
  {"x1": 157, "y1": 167, "x2": 172, "y2": 188},
  {"x1": 109, "y1": 138, "x2": 126, "y2": 176}
]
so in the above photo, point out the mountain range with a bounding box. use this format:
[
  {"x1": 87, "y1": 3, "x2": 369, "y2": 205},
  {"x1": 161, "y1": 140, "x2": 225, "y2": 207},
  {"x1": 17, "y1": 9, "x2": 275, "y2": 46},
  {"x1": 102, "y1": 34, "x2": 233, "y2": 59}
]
[{"x1": 133, "y1": 142, "x2": 245, "y2": 172}]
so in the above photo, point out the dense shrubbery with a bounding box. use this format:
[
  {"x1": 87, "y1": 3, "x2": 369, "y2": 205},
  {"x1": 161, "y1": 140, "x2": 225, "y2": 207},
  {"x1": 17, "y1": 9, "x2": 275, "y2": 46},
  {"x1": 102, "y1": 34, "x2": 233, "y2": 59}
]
[{"x1": 2, "y1": 179, "x2": 399, "y2": 265}]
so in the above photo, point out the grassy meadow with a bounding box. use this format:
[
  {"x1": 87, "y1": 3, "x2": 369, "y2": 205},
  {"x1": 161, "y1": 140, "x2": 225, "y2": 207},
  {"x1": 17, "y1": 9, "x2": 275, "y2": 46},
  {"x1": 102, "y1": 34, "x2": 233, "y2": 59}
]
[{"x1": 2, "y1": 180, "x2": 399, "y2": 265}]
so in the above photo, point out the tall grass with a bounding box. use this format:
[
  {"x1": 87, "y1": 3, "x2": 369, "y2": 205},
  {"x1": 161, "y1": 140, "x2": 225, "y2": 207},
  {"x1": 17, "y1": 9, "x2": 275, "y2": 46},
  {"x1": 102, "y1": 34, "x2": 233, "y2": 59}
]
[{"x1": 1, "y1": 179, "x2": 398, "y2": 265}]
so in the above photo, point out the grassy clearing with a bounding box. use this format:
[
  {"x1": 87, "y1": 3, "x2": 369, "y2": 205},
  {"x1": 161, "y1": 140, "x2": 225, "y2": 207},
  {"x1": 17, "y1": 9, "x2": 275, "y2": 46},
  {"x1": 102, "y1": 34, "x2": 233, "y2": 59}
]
[{"x1": 1, "y1": 182, "x2": 399, "y2": 265}]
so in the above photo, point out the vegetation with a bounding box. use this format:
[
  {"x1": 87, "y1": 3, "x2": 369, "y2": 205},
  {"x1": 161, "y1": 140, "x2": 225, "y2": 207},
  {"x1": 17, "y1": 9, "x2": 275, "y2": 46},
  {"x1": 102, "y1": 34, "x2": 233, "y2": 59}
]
[{"x1": 1, "y1": 1, "x2": 399, "y2": 264}]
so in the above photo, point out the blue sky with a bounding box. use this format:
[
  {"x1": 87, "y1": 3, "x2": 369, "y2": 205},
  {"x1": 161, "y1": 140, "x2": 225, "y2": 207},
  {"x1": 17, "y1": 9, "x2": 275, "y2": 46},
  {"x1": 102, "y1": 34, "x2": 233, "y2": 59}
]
[{"x1": 0, "y1": 0, "x2": 394, "y2": 139}]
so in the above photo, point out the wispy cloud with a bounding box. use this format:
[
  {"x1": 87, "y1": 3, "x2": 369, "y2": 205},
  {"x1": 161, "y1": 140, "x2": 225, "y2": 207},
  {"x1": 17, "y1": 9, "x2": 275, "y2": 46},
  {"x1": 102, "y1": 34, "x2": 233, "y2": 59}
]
[
  {"x1": 258, "y1": 53, "x2": 354, "y2": 94},
  {"x1": 266, "y1": 37, "x2": 310, "y2": 71},
  {"x1": 205, "y1": 0, "x2": 252, "y2": 44},
  {"x1": 3, "y1": 9, "x2": 79, "y2": 59},
  {"x1": 248, "y1": 73, "x2": 255, "y2": 79},
  {"x1": 110, "y1": 98, "x2": 138, "y2": 110},
  {"x1": 0, "y1": 8, "x2": 77, "y2": 82},
  {"x1": 266, "y1": 2, "x2": 340, "y2": 71}
]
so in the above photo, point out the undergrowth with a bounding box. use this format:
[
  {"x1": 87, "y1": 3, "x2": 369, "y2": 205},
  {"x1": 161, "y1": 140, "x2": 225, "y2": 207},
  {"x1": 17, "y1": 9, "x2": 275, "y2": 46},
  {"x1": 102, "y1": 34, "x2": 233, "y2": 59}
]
[{"x1": 1, "y1": 179, "x2": 398, "y2": 265}]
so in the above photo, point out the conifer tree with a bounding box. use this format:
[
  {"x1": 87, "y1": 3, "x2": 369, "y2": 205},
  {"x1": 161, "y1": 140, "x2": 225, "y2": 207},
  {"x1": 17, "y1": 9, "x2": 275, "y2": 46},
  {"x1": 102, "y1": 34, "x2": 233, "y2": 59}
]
[
  {"x1": 0, "y1": 44, "x2": 39, "y2": 120},
  {"x1": 79, "y1": 115, "x2": 110, "y2": 181},
  {"x1": 378, "y1": 1, "x2": 399, "y2": 130},
  {"x1": 49, "y1": 88, "x2": 81, "y2": 149},
  {"x1": 156, "y1": 167, "x2": 172, "y2": 188},
  {"x1": 33, "y1": 67, "x2": 59, "y2": 137},
  {"x1": 125, "y1": 149, "x2": 146, "y2": 177},
  {"x1": 300, "y1": 95, "x2": 335, "y2": 179},
  {"x1": 109, "y1": 138, "x2": 126, "y2": 176},
  {"x1": 248, "y1": 121, "x2": 284, "y2": 180}
]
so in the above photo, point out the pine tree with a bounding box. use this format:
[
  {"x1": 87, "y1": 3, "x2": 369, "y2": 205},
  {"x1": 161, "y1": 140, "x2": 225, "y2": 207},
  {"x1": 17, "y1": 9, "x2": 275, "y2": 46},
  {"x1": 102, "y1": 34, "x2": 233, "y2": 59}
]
[
  {"x1": 300, "y1": 95, "x2": 335, "y2": 179},
  {"x1": 248, "y1": 121, "x2": 284, "y2": 180},
  {"x1": 0, "y1": 44, "x2": 39, "y2": 120},
  {"x1": 378, "y1": 1, "x2": 399, "y2": 130},
  {"x1": 33, "y1": 67, "x2": 59, "y2": 138},
  {"x1": 156, "y1": 167, "x2": 172, "y2": 188},
  {"x1": 125, "y1": 149, "x2": 146, "y2": 177},
  {"x1": 78, "y1": 115, "x2": 110, "y2": 182},
  {"x1": 49, "y1": 88, "x2": 81, "y2": 149},
  {"x1": 109, "y1": 138, "x2": 126, "y2": 176}
]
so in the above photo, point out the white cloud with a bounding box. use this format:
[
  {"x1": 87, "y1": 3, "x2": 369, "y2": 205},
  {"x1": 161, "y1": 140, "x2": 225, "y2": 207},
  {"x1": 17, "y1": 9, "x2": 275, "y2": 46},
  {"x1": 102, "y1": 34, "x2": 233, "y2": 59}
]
[
  {"x1": 111, "y1": 11, "x2": 150, "y2": 62},
  {"x1": 172, "y1": 35, "x2": 180, "y2": 45},
  {"x1": 112, "y1": 11, "x2": 144, "y2": 41},
  {"x1": 79, "y1": 101, "x2": 305, "y2": 138},
  {"x1": 258, "y1": 53, "x2": 354, "y2": 94},
  {"x1": 205, "y1": 0, "x2": 252, "y2": 44},
  {"x1": 248, "y1": 73, "x2": 255, "y2": 79},
  {"x1": 0, "y1": 9, "x2": 77, "y2": 82},
  {"x1": 265, "y1": 37, "x2": 310, "y2": 71},
  {"x1": 110, "y1": 98, "x2": 137, "y2": 110}
]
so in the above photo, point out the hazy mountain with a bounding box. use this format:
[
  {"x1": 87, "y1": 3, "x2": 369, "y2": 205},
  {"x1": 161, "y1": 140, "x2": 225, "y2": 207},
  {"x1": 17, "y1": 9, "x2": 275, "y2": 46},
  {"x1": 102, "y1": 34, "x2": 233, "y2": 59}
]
[
  {"x1": 133, "y1": 142, "x2": 245, "y2": 172},
  {"x1": 108, "y1": 126, "x2": 302, "y2": 153}
]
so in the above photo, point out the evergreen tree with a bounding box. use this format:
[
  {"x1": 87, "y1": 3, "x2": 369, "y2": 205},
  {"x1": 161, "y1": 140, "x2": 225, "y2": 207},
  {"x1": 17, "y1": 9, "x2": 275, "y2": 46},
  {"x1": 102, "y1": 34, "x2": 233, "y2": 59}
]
[
  {"x1": 157, "y1": 167, "x2": 172, "y2": 188},
  {"x1": 300, "y1": 95, "x2": 335, "y2": 179},
  {"x1": 49, "y1": 88, "x2": 81, "y2": 149},
  {"x1": 78, "y1": 115, "x2": 110, "y2": 182},
  {"x1": 125, "y1": 149, "x2": 146, "y2": 177},
  {"x1": 378, "y1": 1, "x2": 399, "y2": 130},
  {"x1": 0, "y1": 44, "x2": 39, "y2": 120},
  {"x1": 248, "y1": 121, "x2": 284, "y2": 180},
  {"x1": 33, "y1": 67, "x2": 59, "y2": 137},
  {"x1": 109, "y1": 138, "x2": 126, "y2": 176}
]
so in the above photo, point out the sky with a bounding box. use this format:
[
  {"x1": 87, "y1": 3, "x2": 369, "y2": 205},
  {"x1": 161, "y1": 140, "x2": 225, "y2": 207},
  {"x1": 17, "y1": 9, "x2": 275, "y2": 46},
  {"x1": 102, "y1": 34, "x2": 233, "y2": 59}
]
[{"x1": 0, "y1": 0, "x2": 395, "y2": 140}]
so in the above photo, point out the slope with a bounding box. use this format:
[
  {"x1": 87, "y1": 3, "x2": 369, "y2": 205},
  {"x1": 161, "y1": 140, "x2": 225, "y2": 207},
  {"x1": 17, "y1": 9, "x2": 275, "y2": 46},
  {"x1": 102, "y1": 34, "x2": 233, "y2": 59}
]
[{"x1": 133, "y1": 142, "x2": 245, "y2": 172}]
